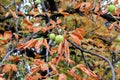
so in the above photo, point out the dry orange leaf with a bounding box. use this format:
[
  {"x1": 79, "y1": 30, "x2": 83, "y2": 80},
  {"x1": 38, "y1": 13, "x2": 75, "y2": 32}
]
[
  {"x1": 23, "y1": 39, "x2": 38, "y2": 49},
  {"x1": 9, "y1": 9, "x2": 18, "y2": 19},
  {"x1": 3, "y1": 64, "x2": 17, "y2": 73},
  {"x1": 79, "y1": 2, "x2": 91, "y2": 12},
  {"x1": 0, "y1": 31, "x2": 12, "y2": 44},
  {"x1": 17, "y1": 43, "x2": 24, "y2": 49},
  {"x1": 70, "y1": 33, "x2": 81, "y2": 46},
  {"x1": 76, "y1": 64, "x2": 98, "y2": 79},
  {"x1": 13, "y1": 33, "x2": 19, "y2": 39},
  {"x1": 64, "y1": 39, "x2": 70, "y2": 62},
  {"x1": 115, "y1": 8, "x2": 120, "y2": 17},
  {"x1": 114, "y1": 0, "x2": 118, "y2": 4},
  {"x1": 35, "y1": 39, "x2": 43, "y2": 50},
  {"x1": 33, "y1": 59, "x2": 45, "y2": 66},
  {"x1": 17, "y1": 39, "x2": 35, "y2": 50},
  {"x1": 23, "y1": 19, "x2": 33, "y2": 26},
  {"x1": 68, "y1": 67, "x2": 82, "y2": 80},
  {"x1": 4, "y1": 12, "x2": 10, "y2": 18},
  {"x1": 58, "y1": 73, "x2": 67, "y2": 80},
  {"x1": 18, "y1": 11, "x2": 25, "y2": 17},
  {"x1": 29, "y1": 11, "x2": 36, "y2": 16},
  {"x1": 40, "y1": 63, "x2": 48, "y2": 72},
  {"x1": 4, "y1": 31, "x2": 12, "y2": 41},
  {"x1": 9, "y1": 56, "x2": 20, "y2": 62},
  {"x1": 48, "y1": 62, "x2": 58, "y2": 74},
  {"x1": 72, "y1": 32, "x2": 83, "y2": 40},
  {"x1": 73, "y1": 28, "x2": 84, "y2": 35},
  {"x1": 74, "y1": 2, "x2": 82, "y2": 9},
  {"x1": 43, "y1": 39, "x2": 49, "y2": 50},
  {"x1": 57, "y1": 18, "x2": 62, "y2": 24},
  {"x1": 94, "y1": 3, "x2": 101, "y2": 13},
  {"x1": 108, "y1": 22, "x2": 117, "y2": 30},
  {"x1": 50, "y1": 47, "x2": 57, "y2": 55},
  {"x1": 58, "y1": 42, "x2": 64, "y2": 55},
  {"x1": 10, "y1": 64, "x2": 17, "y2": 72},
  {"x1": 115, "y1": 69, "x2": 120, "y2": 76}
]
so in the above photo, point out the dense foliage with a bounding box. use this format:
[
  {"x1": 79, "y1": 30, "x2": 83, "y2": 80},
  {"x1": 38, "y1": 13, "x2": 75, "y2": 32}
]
[{"x1": 0, "y1": 0, "x2": 120, "y2": 80}]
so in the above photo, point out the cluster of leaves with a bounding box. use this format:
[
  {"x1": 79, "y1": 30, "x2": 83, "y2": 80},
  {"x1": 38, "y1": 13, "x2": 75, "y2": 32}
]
[{"x1": 0, "y1": 0, "x2": 120, "y2": 80}]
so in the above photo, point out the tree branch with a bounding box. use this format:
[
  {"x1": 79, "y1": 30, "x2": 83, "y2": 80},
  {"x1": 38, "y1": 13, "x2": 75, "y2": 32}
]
[{"x1": 67, "y1": 39, "x2": 115, "y2": 80}]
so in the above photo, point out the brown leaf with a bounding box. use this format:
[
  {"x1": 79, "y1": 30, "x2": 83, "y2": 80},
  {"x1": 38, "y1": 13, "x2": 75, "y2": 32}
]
[
  {"x1": 57, "y1": 18, "x2": 62, "y2": 24},
  {"x1": 23, "y1": 18, "x2": 33, "y2": 26},
  {"x1": 73, "y1": 28, "x2": 84, "y2": 36},
  {"x1": 115, "y1": 69, "x2": 120, "y2": 76},
  {"x1": 68, "y1": 67, "x2": 82, "y2": 80},
  {"x1": 79, "y1": 2, "x2": 91, "y2": 17},
  {"x1": 24, "y1": 25, "x2": 33, "y2": 32},
  {"x1": 9, "y1": 9, "x2": 18, "y2": 19},
  {"x1": 33, "y1": 59, "x2": 44, "y2": 66},
  {"x1": 74, "y1": 2, "x2": 82, "y2": 9},
  {"x1": 4, "y1": 12, "x2": 10, "y2": 17},
  {"x1": 51, "y1": 56, "x2": 61, "y2": 65},
  {"x1": 58, "y1": 42, "x2": 64, "y2": 55},
  {"x1": 35, "y1": 39, "x2": 43, "y2": 50},
  {"x1": 41, "y1": 28, "x2": 47, "y2": 33},
  {"x1": 64, "y1": 39, "x2": 70, "y2": 62},
  {"x1": 48, "y1": 62, "x2": 58, "y2": 74},
  {"x1": 29, "y1": 66, "x2": 40, "y2": 76},
  {"x1": 115, "y1": 8, "x2": 120, "y2": 17},
  {"x1": 108, "y1": 22, "x2": 117, "y2": 30},
  {"x1": 13, "y1": 33, "x2": 19, "y2": 39},
  {"x1": 18, "y1": 11, "x2": 25, "y2": 17},
  {"x1": 17, "y1": 39, "x2": 35, "y2": 50},
  {"x1": 17, "y1": 43, "x2": 24, "y2": 49},
  {"x1": 72, "y1": 32, "x2": 83, "y2": 40},
  {"x1": 10, "y1": 64, "x2": 17, "y2": 72},
  {"x1": 4, "y1": 31, "x2": 12, "y2": 42},
  {"x1": 43, "y1": 39, "x2": 49, "y2": 50},
  {"x1": 76, "y1": 64, "x2": 98, "y2": 79},
  {"x1": 50, "y1": 47, "x2": 57, "y2": 55},
  {"x1": 3, "y1": 64, "x2": 17, "y2": 72},
  {"x1": 9, "y1": 56, "x2": 20, "y2": 62},
  {"x1": 23, "y1": 39, "x2": 38, "y2": 49},
  {"x1": 29, "y1": 11, "x2": 36, "y2": 16},
  {"x1": 40, "y1": 63, "x2": 48, "y2": 72},
  {"x1": 94, "y1": 3, "x2": 101, "y2": 13},
  {"x1": 58, "y1": 73, "x2": 67, "y2": 80},
  {"x1": 114, "y1": 0, "x2": 118, "y2": 4},
  {"x1": 3, "y1": 64, "x2": 11, "y2": 73},
  {"x1": 50, "y1": 20, "x2": 56, "y2": 25},
  {"x1": 70, "y1": 33, "x2": 81, "y2": 46}
]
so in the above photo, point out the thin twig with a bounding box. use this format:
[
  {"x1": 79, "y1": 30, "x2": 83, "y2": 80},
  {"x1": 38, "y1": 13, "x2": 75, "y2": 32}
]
[
  {"x1": 67, "y1": 39, "x2": 115, "y2": 80},
  {"x1": 46, "y1": 39, "x2": 52, "y2": 76},
  {"x1": 101, "y1": 58, "x2": 120, "y2": 80}
]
